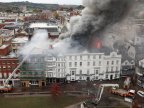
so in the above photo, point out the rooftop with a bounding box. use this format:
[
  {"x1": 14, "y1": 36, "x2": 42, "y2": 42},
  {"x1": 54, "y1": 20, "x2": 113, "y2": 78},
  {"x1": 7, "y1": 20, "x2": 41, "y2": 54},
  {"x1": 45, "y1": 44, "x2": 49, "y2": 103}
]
[
  {"x1": 29, "y1": 23, "x2": 58, "y2": 28},
  {"x1": 0, "y1": 29, "x2": 13, "y2": 36},
  {"x1": 0, "y1": 44, "x2": 9, "y2": 49},
  {"x1": 12, "y1": 37, "x2": 28, "y2": 43}
]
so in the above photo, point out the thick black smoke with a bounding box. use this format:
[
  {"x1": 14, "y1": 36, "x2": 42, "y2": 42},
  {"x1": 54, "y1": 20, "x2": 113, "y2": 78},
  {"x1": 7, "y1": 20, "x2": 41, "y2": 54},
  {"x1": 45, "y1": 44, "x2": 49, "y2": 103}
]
[{"x1": 65, "y1": 0, "x2": 134, "y2": 49}]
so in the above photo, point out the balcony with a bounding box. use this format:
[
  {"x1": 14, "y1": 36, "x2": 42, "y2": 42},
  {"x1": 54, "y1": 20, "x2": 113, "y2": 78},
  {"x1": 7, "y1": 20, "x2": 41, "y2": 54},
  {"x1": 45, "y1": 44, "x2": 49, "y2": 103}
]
[{"x1": 106, "y1": 71, "x2": 119, "y2": 74}]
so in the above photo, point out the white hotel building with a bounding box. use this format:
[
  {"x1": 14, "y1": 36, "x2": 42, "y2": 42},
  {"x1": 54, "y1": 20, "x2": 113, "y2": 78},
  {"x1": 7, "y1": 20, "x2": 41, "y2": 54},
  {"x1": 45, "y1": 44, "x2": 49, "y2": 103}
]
[{"x1": 45, "y1": 51, "x2": 122, "y2": 83}]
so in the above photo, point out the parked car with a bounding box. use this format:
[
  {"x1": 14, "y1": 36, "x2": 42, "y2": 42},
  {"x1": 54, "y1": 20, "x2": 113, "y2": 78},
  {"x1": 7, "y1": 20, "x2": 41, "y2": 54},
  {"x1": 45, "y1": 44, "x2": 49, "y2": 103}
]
[{"x1": 137, "y1": 90, "x2": 144, "y2": 98}]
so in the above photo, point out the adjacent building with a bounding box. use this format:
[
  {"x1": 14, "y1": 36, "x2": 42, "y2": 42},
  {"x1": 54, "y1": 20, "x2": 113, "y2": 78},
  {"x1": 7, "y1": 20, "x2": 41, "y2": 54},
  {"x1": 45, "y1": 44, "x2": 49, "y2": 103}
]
[
  {"x1": 28, "y1": 22, "x2": 61, "y2": 40},
  {"x1": 20, "y1": 55, "x2": 46, "y2": 87},
  {"x1": 45, "y1": 55, "x2": 66, "y2": 84},
  {"x1": 19, "y1": 51, "x2": 122, "y2": 87},
  {"x1": 11, "y1": 37, "x2": 28, "y2": 54},
  {"x1": 0, "y1": 57, "x2": 19, "y2": 86},
  {"x1": 0, "y1": 44, "x2": 11, "y2": 56},
  {"x1": 66, "y1": 52, "x2": 121, "y2": 81}
]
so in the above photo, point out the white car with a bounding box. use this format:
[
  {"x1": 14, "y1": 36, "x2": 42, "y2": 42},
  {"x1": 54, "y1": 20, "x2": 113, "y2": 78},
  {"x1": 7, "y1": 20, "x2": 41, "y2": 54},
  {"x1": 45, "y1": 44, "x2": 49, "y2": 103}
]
[{"x1": 137, "y1": 90, "x2": 144, "y2": 98}]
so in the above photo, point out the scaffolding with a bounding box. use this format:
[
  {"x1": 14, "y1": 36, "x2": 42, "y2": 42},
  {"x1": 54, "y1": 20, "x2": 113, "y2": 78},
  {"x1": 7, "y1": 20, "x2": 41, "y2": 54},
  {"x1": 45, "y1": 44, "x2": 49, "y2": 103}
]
[{"x1": 20, "y1": 54, "x2": 46, "y2": 87}]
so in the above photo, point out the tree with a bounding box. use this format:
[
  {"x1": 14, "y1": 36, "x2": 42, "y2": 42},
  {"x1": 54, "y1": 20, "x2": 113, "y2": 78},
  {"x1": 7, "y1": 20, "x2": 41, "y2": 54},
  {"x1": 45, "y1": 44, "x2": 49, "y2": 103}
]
[
  {"x1": 33, "y1": 9, "x2": 42, "y2": 13},
  {"x1": 50, "y1": 83, "x2": 61, "y2": 100},
  {"x1": 6, "y1": 8, "x2": 12, "y2": 13}
]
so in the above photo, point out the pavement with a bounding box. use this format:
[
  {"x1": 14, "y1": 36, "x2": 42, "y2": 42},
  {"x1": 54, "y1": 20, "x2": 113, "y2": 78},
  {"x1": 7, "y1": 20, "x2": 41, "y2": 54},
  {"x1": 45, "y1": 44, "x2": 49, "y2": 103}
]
[
  {"x1": 65, "y1": 102, "x2": 83, "y2": 108},
  {"x1": 9, "y1": 78, "x2": 144, "y2": 108}
]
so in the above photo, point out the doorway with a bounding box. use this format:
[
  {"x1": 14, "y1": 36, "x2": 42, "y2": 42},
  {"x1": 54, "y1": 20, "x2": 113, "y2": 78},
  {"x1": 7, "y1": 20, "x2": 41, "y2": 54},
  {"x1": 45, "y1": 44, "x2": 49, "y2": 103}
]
[{"x1": 110, "y1": 75, "x2": 113, "y2": 80}]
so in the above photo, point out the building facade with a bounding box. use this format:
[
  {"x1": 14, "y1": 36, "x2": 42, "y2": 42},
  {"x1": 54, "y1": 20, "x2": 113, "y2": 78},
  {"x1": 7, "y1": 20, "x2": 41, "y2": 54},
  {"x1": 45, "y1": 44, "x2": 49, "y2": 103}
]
[
  {"x1": 20, "y1": 51, "x2": 121, "y2": 87},
  {"x1": 45, "y1": 56, "x2": 66, "y2": 84},
  {"x1": 0, "y1": 57, "x2": 19, "y2": 85},
  {"x1": 0, "y1": 44, "x2": 11, "y2": 56},
  {"x1": 11, "y1": 37, "x2": 28, "y2": 54},
  {"x1": 28, "y1": 23, "x2": 61, "y2": 40},
  {"x1": 20, "y1": 55, "x2": 46, "y2": 87},
  {"x1": 65, "y1": 52, "x2": 121, "y2": 81}
]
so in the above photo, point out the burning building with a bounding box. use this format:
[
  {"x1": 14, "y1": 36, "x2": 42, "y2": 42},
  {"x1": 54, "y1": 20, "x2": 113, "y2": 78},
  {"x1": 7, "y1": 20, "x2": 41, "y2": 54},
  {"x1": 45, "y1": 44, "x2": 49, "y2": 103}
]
[
  {"x1": 0, "y1": 57, "x2": 20, "y2": 86},
  {"x1": 59, "y1": 0, "x2": 134, "y2": 51},
  {"x1": 19, "y1": 0, "x2": 135, "y2": 87}
]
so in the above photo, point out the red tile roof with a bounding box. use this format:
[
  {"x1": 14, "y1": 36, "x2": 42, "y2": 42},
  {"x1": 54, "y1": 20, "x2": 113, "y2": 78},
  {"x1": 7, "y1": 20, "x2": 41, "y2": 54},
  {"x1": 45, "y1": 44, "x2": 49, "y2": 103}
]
[{"x1": 0, "y1": 24, "x2": 5, "y2": 29}]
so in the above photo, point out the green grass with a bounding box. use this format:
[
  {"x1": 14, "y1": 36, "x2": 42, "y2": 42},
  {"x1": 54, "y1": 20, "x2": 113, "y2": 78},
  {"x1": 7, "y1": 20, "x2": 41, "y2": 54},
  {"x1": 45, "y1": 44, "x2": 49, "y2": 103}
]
[{"x1": 0, "y1": 95, "x2": 83, "y2": 108}]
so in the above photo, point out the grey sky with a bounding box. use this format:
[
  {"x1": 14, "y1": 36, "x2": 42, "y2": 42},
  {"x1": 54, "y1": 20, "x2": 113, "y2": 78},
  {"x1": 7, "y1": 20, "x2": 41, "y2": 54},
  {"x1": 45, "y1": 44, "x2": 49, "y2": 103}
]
[{"x1": 1, "y1": 0, "x2": 82, "y2": 5}]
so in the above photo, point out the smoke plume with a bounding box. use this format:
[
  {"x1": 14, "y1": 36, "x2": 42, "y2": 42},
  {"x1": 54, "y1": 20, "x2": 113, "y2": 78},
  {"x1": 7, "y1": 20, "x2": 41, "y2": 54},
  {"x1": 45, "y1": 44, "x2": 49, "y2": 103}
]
[
  {"x1": 60, "y1": 0, "x2": 134, "y2": 50},
  {"x1": 20, "y1": 0, "x2": 135, "y2": 57},
  {"x1": 19, "y1": 29, "x2": 51, "y2": 57}
]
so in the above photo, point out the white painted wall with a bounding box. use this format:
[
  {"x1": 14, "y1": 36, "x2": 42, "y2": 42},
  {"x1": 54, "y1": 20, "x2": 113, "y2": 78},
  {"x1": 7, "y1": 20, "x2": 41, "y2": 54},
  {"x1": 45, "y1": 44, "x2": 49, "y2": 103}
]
[{"x1": 44, "y1": 52, "x2": 121, "y2": 81}]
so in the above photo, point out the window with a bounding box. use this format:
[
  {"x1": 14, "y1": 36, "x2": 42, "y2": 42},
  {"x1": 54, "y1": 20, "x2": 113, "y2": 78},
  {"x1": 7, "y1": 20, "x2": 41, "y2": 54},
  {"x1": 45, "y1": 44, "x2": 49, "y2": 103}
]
[
  {"x1": 75, "y1": 62, "x2": 77, "y2": 67},
  {"x1": 99, "y1": 61, "x2": 101, "y2": 66},
  {"x1": 69, "y1": 56, "x2": 72, "y2": 60},
  {"x1": 131, "y1": 61, "x2": 134, "y2": 64},
  {"x1": 93, "y1": 61, "x2": 95, "y2": 66},
  {"x1": 7, "y1": 62, "x2": 10, "y2": 64},
  {"x1": 93, "y1": 55, "x2": 96, "y2": 59},
  {"x1": 87, "y1": 70, "x2": 89, "y2": 75},
  {"x1": 3, "y1": 66, "x2": 6, "y2": 69},
  {"x1": 4, "y1": 73, "x2": 7, "y2": 78},
  {"x1": 48, "y1": 69, "x2": 53, "y2": 71},
  {"x1": 106, "y1": 75, "x2": 108, "y2": 78},
  {"x1": 8, "y1": 66, "x2": 11, "y2": 69},
  {"x1": 80, "y1": 56, "x2": 82, "y2": 60},
  {"x1": 95, "y1": 70, "x2": 98, "y2": 74},
  {"x1": 115, "y1": 74, "x2": 119, "y2": 78},
  {"x1": 95, "y1": 76, "x2": 98, "y2": 80},
  {"x1": 111, "y1": 67, "x2": 113, "y2": 71},
  {"x1": 2, "y1": 62, "x2": 6, "y2": 64},
  {"x1": 99, "y1": 55, "x2": 101, "y2": 59},
  {"x1": 75, "y1": 56, "x2": 77, "y2": 60},
  {"x1": 69, "y1": 62, "x2": 72, "y2": 67},
  {"x1": 96, "y1": 70, "x2": 98, "y2": 74},
  {"x1": 80, "y1": 70, "x2": 82, "y2": 74},
  {"x1": 80, "y1": 62, "x2": 82, "y2": 66},
  {"x1": 116, "y1": 67, "x2": 118, "y2": 71},
  {"x1": 107, "y1": 61, "x2": 109, "y2": 65},
  {"x1": 112, "y1": 61, "x2": 114, "y2": 65},
  {"x1": 87, "y1": 62, "x2": 90, "y2": 66},
  {"x1": 71, "y1": 71, "x2": 75, "y2": 75}
]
